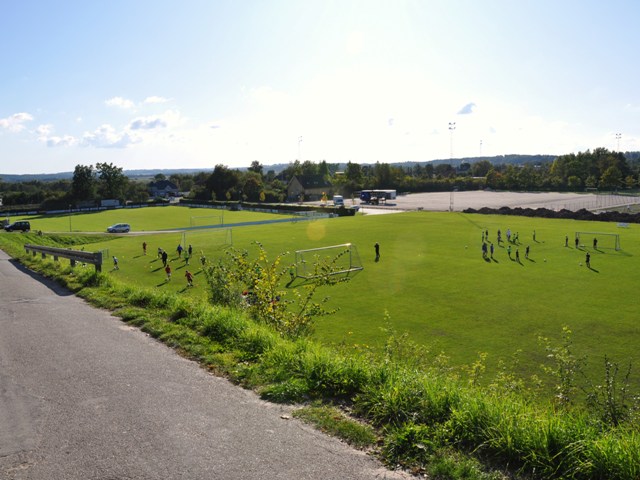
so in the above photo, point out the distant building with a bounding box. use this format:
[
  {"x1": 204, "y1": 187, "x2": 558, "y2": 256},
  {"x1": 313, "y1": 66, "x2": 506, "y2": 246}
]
[
  {"x1": 287, "y1": 175, "x2": 332, "y2": 202},
  {"x1": 149, "y1": 179, "x2": 179, "y2": 198}
]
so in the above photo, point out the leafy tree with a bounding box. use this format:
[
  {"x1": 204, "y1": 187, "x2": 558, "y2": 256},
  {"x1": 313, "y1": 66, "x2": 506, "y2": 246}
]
[
  {"x1": 95, "y1": 162, "x2": 128, "y2": 201},
  {"x1": 241, "y1": 171, "x2": 264, "y2": 202},
  {"x1": 206, "y1": 164, "x2": 240, "y2": 201},
  {"x1": 279, "y1": 160, "x2": 302, "y2": 181},
  {"x1": 248, "y1": 160, "x2": 263, "y2": 175},
  {"x1": 374, "y1": 162, "x2": 392, "y2": 186},
  {"x1": 567, "y1": 175, "x2": 583, "y2": 190},
  {"x1": 624, "y1": 175, "x2": 637, "y2": 189},
  {"x1": 471, "y1": 160, "x2": 492, "y2": 177},
  {"x1": 301, "y1": 160, "x2": 319, "y2": 176},
  {"x1": 599, "y1": 165, "x2": 623, "y2": 190},
  {"x1": 434, "y1": 163, "x2": 455, "y2": 179},
  {"x1": 318, "y1": 160, "x2": 330, "y2": 178},
  {"x1": 486, "y1": 168, "x2": 503, "y2": 190},
  {"x1": 154, "y1": 173, "x2": 166, "y2": 181},
  {"x1": 169, "y1": 173, "x2": 194, "y2": 192},
  {"x1": 71, "y1": 164, "x2": 96, "y2": 201},
  {"x1": 127, "y1": 181, "x2": 150, "y2": 203},
  {"x1": 345, "y1": 161, "x2": 363, "y2": 183}
]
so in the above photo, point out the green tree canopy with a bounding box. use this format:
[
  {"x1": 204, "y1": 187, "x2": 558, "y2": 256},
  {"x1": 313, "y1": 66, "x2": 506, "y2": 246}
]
[
  {"x1": 71, "y1": 164, "x2": 96, "y2": 202},
  {"x1": 95, "y1": 162, "x2": 128, "y2": 201}
]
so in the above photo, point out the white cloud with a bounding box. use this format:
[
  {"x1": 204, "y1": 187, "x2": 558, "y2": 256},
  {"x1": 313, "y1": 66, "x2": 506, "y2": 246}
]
[
  {"x1": 105, "y1": 96, "x2": 135, "y2": 109},
  {"x1": 129, "y1": 117, "x2": 167, "y2": 130},
  {"x1": 47, "y1": 135, "x2": 78, "y2": 147},
  {"x1": 82, "y1": 124, "x2": 139, "y2": 148},
  {"x1": 0, "y1": 112, "x2": 33, "y2": 132},
  {"x1": 128, "y1": 110, "x2": 183, "y2": 131},
  {"x1": 36, "y1": 124, "x2": 78, "y2": 147},
  {"x1": 457, "y1": 103, "x2": 477, "y2": 115},
  {"x1": 144, "y1": 96, "x2": 170, "y2": 104}
]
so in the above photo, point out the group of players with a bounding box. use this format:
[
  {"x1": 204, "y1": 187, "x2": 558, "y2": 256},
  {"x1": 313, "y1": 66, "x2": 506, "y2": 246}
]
[{"x1": 480, "y1": 228, "x2": 597, "y2": 269}]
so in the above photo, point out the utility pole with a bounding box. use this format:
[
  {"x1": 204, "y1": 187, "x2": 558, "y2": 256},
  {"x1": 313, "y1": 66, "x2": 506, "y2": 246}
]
[{"x1": 448, "y1": 122, "x2": 456, "y2": 161}]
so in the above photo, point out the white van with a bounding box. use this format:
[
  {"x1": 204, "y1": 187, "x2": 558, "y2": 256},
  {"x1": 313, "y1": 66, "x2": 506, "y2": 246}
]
[{"x1": 333, "y1": 195, "x2": 344, "y2": 207}]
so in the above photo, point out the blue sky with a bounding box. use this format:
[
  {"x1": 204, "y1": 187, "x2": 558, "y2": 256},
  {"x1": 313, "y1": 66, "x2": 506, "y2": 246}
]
[{"x1": 1, "y1": 0, "x2": 639, "y2": 174}]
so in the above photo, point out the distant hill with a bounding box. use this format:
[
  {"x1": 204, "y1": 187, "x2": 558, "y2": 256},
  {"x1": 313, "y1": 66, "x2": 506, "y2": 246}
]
[
  {"x1": 2, "y1": 153, "x2": 638, "y2": 183},
  {"x1": 0, "y1": 168, "x2": 214, "y2": 183}
]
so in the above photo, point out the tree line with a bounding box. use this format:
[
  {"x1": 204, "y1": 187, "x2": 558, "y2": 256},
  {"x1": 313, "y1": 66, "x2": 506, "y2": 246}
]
[{"x1": 1, "y1": 148, "x2": 639, "y2": 210}]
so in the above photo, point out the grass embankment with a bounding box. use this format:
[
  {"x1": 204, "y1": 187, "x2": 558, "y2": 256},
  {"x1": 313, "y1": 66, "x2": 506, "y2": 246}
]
[{"x1": 2, "y1": 232, "x2": 639, "y2": 479}]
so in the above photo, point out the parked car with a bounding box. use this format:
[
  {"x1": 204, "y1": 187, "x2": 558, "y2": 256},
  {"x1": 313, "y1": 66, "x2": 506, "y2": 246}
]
[
  {"x1": 4, "y1": 220, "x2": 31, "y2": 232},
  {"x1": 107, "y1": 223, "x2": 130, "y2": 233}
]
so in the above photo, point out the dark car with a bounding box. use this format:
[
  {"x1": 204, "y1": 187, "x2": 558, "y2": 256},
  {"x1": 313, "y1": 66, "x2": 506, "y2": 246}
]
[{"x1": 4, "y1": 220, "x2": 31, "y2": 232}]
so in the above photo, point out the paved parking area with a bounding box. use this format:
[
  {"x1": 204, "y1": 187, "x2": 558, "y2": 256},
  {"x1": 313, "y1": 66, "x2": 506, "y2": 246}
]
[{"x1": 355, "y1": 191, "x2": 636, "y2": 213}]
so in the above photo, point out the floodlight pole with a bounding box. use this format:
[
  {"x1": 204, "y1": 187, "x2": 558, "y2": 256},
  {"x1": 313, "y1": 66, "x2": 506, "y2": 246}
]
[
  {"x1": 615, "y1": 133, "x2": 622, "y2": 151},
  {"x1": 448, "y1": 122, "x2": 456, "y2": 163}
]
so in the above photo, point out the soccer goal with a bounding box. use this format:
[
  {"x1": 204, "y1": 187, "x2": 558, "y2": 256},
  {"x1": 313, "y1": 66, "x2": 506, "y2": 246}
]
[
  {"x1": 294, "y1": 243, "x2": 363, "y2": 279},
  {"x1": 210, "y1": 227, "x2": 233, "y2": 249},
  {"x1": 190, "y1": 214, "x2": 224, "y2": 228},
  {"x1": 575, "y1": 231, "x2": 621, "y2": 251}
]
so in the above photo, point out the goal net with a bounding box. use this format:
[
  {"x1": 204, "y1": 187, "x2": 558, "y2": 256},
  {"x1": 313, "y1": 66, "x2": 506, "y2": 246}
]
[
  {"x1": 575, "y1": 232, "x2": 621, "y2": 251},
  {"x1": 190, "y1": 214, "x2": 224, "y2": 228},
  {"x1": 294, "y1": 243, "x2": 363, "y2": 279},
  {"x1": 209, "y1": 227, "x2": 233, "y2": 249}
]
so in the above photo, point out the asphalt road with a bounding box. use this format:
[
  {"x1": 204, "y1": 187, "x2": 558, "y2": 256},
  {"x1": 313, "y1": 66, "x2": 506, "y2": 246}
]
[{"x1": 0, "y1": 249, "x2": 408, "y2": 480}]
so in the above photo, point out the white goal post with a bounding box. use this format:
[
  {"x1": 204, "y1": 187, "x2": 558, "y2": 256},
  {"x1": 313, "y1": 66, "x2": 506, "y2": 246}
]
[
  {"x1": 294, "y1": 243, "x2": 363, "y2": 279},
  {"x1": 209, "y1": 227, "x2": 233, "y2": 248},
  {"x1": 575, "y1": 231, "x2": 621, "y2": 251}
]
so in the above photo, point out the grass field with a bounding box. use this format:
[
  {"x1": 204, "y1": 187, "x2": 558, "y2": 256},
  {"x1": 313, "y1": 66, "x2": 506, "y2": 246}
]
[
  {"x1": 11, "y1": 205, "x2": 293, "y2": 233},
  {"x1": 6, "y1": 205, "x2": 639, "y2": 386}
]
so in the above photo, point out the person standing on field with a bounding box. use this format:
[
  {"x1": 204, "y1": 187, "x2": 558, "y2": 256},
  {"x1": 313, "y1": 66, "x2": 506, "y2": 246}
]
[
  {"x1": 185, "y1": 270, "x2": 193, "y2": 287},
  {"x1": 585, "y1": 252, "x2": 591, "y2": 268},
  {"x1": 162, "y1": 250, "x2": 168, "y2": 267},
  {"x1": 165, "y1": 264, "x2": 172, "y2": 281},
  {"x1": 112, "y1": 256, "x2": 119, "y2": 270},
  {"x1": 374, "y1": 242, "x2": 380, "y2": 259}
]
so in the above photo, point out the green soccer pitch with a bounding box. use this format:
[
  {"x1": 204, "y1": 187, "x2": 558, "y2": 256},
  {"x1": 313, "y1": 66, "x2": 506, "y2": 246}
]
[{"x1": 10, "y1": 207, "x2": 640, "y2": 381}]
